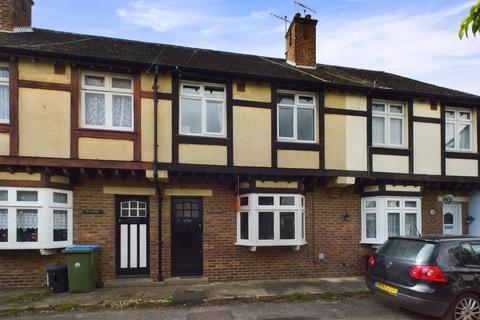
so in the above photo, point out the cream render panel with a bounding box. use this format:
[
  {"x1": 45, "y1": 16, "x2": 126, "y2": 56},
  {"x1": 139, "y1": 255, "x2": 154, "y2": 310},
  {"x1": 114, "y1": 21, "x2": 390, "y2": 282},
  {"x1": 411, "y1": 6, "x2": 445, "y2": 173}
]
[
  {"x1": 233, "y1": 106, "x2": 271, "y2": 167},
  {"x1": 324, "y1": 114, "x2": 346, "y2": 169},
  {"x1": 414, "y1": 122, "x2": 441, "y2": 175},
  {"x1": 141, "y1": 72, "x2": 172, "y2": 93},
  {"x1": 277, "y1": 150, "x2": 319, "y2": 169},
  {"x1": 18, "y1": 59, "x2": 71, "y2": 84},
  {"x1": 78, "y1": 138, "x2": 134, "y2": 161},
  {"x1": 141, "y1": 98, "x2": 172, "y2": 163},
  {"x1": 325, "y1": 91, "x2": 367, "y2": 111},
  {"x1": 413, "y1": 100, "x2": 440, "y2": 118},
  {"x1": 18, "y1": 88, "x2": 70, "y2": 158},
  {"x1": 345, "y1": 116, "x2": 367, "y2": 171},
  {"x1": 372, "y1": 154, "x2": 409, "y2": 174},
  {"x1": 446, "y1": 158, "x2": 478, "y2": 177},
  {"x1": 232, "y1": 80, "x2": 271, "y2": 102},
  {"x1": 0, "y1": 133, "x2": 9, "y2": 155},
  {"x1": 179, "y1": 144, "x2": 227, "y2": 165}
]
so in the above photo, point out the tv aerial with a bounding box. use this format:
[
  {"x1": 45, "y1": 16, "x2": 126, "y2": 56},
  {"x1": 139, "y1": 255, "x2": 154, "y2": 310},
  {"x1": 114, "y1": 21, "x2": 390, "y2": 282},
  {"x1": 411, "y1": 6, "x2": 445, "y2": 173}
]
[
  {"x1": 294, "y1": 1, "x2": 317, "y2": 15},
  {"x1": 270, "y1": 13, "x2": 291, "y2": 33}
]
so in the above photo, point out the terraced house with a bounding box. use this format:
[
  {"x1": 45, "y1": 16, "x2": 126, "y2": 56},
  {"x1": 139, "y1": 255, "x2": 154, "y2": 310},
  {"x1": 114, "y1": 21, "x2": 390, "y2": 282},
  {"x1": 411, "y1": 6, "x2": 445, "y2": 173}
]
[{"x1": 1, "y1": 0, "x2": 480, "y2": 288}]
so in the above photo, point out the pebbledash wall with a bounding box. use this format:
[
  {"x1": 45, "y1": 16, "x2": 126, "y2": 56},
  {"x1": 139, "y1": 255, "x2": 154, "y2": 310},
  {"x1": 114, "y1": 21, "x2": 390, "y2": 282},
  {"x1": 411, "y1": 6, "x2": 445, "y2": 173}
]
[{"x1": 0, "y1": 177, "x2": 468, "y2": 288}]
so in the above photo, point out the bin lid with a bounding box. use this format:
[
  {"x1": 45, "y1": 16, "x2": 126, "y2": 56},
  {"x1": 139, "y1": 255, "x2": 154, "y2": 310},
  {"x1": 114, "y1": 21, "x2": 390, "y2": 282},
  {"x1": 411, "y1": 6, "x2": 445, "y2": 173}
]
[{"x1": 63, "y1": 244, "x2": 101, "y2": 252}]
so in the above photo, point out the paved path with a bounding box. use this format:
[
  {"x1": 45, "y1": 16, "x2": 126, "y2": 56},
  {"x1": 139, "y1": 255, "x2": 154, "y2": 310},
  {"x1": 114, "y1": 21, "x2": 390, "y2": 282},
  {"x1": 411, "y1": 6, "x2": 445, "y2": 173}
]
[{"x1": 9, "y1": 297, "x2": 436, "y2": 320}]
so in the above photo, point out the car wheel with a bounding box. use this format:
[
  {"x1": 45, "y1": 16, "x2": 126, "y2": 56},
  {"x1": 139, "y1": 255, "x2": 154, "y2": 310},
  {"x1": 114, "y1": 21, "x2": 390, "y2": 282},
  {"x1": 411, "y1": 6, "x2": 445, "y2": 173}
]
[{"x1": 444, "y1": 293, "x2": 480, "y2": 320}]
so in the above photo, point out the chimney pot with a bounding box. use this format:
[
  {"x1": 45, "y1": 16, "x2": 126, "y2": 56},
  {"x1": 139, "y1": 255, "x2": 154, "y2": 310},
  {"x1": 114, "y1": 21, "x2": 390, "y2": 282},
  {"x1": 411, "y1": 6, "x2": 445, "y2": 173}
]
[
  {"x1": 0, "y1": 0, "x2": 34, "y2": 32},
  {"x1": 285, "y1": 13, "x2": 318, "y2": 69}
]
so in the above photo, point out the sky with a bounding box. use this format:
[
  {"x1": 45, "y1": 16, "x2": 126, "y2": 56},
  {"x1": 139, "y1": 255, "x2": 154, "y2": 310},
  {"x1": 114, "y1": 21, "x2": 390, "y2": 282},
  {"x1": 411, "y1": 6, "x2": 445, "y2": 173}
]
[{"x1": 33, "y1": 0, "x2": 480, "y2": 95}]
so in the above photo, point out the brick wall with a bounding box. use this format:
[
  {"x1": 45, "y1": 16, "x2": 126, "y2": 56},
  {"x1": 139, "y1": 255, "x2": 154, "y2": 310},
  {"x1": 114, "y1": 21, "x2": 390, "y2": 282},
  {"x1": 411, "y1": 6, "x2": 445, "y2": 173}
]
[{"x1": 0, "y1": 178, "x2": 470, "y2": 288}]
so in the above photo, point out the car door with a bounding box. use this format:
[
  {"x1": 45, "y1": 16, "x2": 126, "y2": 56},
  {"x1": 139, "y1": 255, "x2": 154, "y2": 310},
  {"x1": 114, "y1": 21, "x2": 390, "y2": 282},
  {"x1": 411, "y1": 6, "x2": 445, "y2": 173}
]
[{"x1": 458, "y1": 242, "x2": 480, "y2": 290}]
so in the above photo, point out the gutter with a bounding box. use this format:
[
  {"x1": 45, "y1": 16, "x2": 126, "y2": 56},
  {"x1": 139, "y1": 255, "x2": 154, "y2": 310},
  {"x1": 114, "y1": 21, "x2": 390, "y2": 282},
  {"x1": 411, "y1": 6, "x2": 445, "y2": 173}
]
[{"x1": 152, "y1": 65, "x2": 163, "y2": 281}]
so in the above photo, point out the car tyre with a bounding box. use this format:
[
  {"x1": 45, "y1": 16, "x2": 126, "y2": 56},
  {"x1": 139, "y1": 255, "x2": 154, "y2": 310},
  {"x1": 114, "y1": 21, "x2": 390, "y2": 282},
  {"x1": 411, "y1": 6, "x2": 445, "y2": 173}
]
[{"x1": 443, "y1": 293, "x2": 480, "y2": 320}]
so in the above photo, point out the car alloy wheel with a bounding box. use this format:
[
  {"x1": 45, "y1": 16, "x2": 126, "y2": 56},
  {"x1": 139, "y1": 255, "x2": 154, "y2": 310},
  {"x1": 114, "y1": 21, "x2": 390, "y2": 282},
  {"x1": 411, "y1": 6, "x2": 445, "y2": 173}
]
[{"x1": 455, "y1": 296, "x2": 480, "y2": 320}]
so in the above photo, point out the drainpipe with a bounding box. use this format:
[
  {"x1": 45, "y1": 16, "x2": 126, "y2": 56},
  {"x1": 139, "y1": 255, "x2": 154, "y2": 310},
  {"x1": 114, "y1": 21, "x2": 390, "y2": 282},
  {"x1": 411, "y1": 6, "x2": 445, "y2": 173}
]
[{"x1": 152, "y1": 65, "x2": 163, "y2": 281}]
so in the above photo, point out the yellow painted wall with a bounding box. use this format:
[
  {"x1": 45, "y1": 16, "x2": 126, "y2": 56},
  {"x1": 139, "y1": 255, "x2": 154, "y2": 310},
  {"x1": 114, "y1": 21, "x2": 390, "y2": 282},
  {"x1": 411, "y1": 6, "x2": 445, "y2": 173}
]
[
  {"x1": 18, "y1": 59, "x2": 71, "y2": 84},
  {"x1": 78, "y1": 137, "x2": 134, "y2": 161},
  {"x1": 50, "y1": 175, "x2": 70, "y2": 184},
  {"x1": 277, "y1": 150, "x2": 319, "y2": 169},
  {"x1": 0, "y1": 133, "x2": 9, "y2": 156},
  {"x1": 414, "y1": 122, "x2": 441, "y2": 175},
  {"x1": 232, "y1": 80, "x2": 271, "y2": 102},
  {"x1": 446, "y1": 158, "x2": 478, "y2": 177},
  {"x1": 179, "y1": 144, "x2": 227, "y2": 165},
  {"x1": 345, "y1": 116, "x2": 367, "y2": 171},
  {"x1": 233, "y1": 106, "x2": 271, "y2": 167},
  {"x1": 325, "y1": 91, "x2": 367, "y2": 111},
  {"x1": 372, "y1": 154, "x2": 409, "y2": 174},
  {"x1": 18, "y1": 88, "x2": 70, "y2": 158},
  {"x1": 141, "y1": 72, "x2": 172, "y2": 93},
  {"x1": 0, "y1": 172, "x2": 41, "y2": 181},
  {"x1": 255, "y1": 181, "x2": 298, "y2": 189},
  {"x1": 325, "y1": 114, "x2": 346, "y2": 169},
  {"x1": 141, "y1": 98, "x2": 172, "y2": 163},
  {"x1": 385, "y1": 185, "x2": 421, "y2": 192},
  {"x1": 413, "y1": 100, "x2": 440, "y2": 118}
]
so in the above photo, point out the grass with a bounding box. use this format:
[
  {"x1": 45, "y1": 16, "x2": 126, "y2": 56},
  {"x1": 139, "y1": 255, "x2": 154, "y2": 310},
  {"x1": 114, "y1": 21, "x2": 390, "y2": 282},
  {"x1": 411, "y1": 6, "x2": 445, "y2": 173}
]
[{"x1": 3, "y1": 291, "x2": 48, "y2": 304}]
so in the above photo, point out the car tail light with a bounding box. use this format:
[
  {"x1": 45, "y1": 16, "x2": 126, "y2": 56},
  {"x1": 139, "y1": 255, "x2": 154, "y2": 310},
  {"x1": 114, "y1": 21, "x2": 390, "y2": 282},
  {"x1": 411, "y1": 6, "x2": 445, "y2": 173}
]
[
  {"x1": 409, "y1": 265, "x2": 447, "y2": 282},
  {"x1": 368, "y1": 255, "x2": 375, "y2": 268}
]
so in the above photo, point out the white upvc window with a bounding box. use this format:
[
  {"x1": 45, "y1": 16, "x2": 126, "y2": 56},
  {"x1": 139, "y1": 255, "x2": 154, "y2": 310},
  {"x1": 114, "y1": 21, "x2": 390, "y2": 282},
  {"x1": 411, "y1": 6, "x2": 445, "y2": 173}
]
[
  {"x1": 179, "y1": 82, "x2": 226, "y2": 137},
  {"x1": 372, "y1": 100, "x2": 405, "y2": 147},
  {"x1": 0, "y1": 187, "x2": 73, "y2": 250},
  {"x1": 277, "y1": 91, "x2": 316, "y2": 143},
  {"x1": 81, "y1": 72, "x2": 134, "y2": 131},
  {"x1": 445, "y1": 108, "x2": 473, "y2": 152},
  {"x1": 361, "y1": 196, "x2": 422, "y2": 245},
  {"x1": 236, "y1": 193, "x2": 306, "y2": 250},
  {"x1": 0, "y1": 64, "x2": 9, "y2": 124}
]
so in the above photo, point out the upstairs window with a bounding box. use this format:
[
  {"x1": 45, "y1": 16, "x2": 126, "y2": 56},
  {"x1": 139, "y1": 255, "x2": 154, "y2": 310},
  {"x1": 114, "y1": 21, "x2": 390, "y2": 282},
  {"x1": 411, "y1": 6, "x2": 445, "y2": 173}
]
[
  {"x1": 277, "y1": 92, "x2": 316, "y2": 143},
  {"x1": 445, "y1": 108, "x2": 472, "y2": 151},
  {"x1": 372, "y1": 101, "x2": 405, "y2": 147},
  {"x1": 81, "y1": 73, "x2": 134, "y2": 131},
  {"x1": 0, "y1": 65, "x2": 9, "y2": 123},
  {"x1": 180, "y1": 82, "x2": 226, "y2": 137}
]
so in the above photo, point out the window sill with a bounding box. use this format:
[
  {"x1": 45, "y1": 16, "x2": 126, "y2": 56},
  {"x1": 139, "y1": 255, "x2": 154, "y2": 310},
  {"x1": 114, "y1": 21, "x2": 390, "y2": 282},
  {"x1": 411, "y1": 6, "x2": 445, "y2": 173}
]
[
  {"x1": 176, "y1": 135, "x2": 229, "y2": 145},
  {"x1": 275, "y1": 141, "x2": 321, "y2": 151},
  {"x1": 236, "y1": 240, "x2": 307, "y2": 248},
  {"x1": 76, "y1": 128, "x2": 135, "y2": 140},
  {"x1": 0, "y1": 240, "x2": 72, "y2": 250}
]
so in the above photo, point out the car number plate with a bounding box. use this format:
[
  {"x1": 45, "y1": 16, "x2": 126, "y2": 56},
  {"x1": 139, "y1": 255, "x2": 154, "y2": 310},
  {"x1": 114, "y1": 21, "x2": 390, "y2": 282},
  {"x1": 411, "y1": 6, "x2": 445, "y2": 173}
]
[{"x1": 375, "y1": 281, "x2": 398, "y2": 295}]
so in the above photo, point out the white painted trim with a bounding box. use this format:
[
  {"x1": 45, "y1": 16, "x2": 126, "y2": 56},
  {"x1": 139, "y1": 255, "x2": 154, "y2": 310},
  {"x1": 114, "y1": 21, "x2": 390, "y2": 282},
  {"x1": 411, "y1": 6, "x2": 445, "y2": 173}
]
[
  {"x1": 445, "y1": 107, "x2": 473, "y2": 152},
  {"x1": 443, "y1": 203, "x2": 462, "y2": 235},
  {"x1": 372, "y1": 100, "x2": 406, "y2": 148}
]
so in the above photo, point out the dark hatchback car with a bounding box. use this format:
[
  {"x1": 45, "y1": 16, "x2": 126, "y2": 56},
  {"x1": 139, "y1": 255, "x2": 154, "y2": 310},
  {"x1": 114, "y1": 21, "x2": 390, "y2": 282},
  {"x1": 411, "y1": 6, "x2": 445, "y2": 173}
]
[{"x1": 366, "y1": 236, "x2": 480, "y2": 320}]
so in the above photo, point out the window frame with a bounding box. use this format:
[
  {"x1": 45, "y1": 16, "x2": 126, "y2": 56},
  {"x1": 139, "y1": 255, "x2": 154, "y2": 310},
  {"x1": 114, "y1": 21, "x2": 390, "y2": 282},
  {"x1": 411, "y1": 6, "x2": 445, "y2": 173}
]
[
  {"x1": 445, "y1": 107, "x2": 473, "y2": 152},
  {"x1": 0, "y1": 63, "x2": 9, "y2": 124},
  {"x1": 276, "y1": 90, "x2": 317, "y2": 143},
  {"x1": 80, "y1": 71, "x2": 134, "y2": 132},
  {"x1": 179, "y1": 81, "x2": 227, "y2": 138},
  {"x1": 372, "y1": 100, "x2": 406, "y2": 148},
  {"x1": 236, "y1": 193, "x2": 306, "y2": 248},
  {"x1": 361, "y1": 196, "x2": 422, "y2": 245},
  {"x1": 0, "y1": 187, "x2": 73, "y2": 250}
]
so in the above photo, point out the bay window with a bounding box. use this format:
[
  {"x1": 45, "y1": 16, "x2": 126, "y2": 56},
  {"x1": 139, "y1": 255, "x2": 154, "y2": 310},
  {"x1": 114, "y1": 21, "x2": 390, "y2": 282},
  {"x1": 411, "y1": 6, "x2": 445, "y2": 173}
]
[
  {"x1": 236, "y1": 194, "x2": 306, "y2": 249},
  {"x1": 0, "y1": 64, "x2": 9, "y2": 123},
  {"x1": 361, "y1": 196, "x2": 421, "y2": 244},
  {"x1": 81, "y1": 73, "x2": 134, "y2": 131},
  {"x1": 445, "y1": 108, "x2": 472, "y2": 151},
  {"x1": 277, "y1": 91, "x2": 316, "y2": 143},
  {"x1": 179, "y1": 82, "x2": 226, "y2": 137},
  {"x1": 372, "y1": 100, "x2": 405, "y2": 147},
  {"x1": 0, "y1": 187, "x2": 73, "y2": 250}
]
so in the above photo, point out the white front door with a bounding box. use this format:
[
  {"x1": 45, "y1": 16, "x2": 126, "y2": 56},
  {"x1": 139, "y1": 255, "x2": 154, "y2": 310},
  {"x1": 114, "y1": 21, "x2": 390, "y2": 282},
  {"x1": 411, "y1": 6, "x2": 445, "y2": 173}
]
[{"x1": 443, "y1": 204, "x2": 462, "y2": 235}]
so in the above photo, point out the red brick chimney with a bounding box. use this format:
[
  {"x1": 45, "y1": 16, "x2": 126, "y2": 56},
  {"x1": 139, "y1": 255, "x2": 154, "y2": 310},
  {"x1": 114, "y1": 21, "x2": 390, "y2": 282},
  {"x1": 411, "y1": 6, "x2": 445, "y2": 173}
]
[
  {"x1": 0, "y1": 0, "x2": 34, "y2": 32},
  {"x1": 285, "y1": 13, "x2": 318, "y2": 69}
]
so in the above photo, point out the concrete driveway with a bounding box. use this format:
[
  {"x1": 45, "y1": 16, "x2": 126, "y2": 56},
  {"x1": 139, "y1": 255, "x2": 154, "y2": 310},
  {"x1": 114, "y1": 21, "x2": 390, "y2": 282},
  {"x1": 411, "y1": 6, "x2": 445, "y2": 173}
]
[{"x1": 10, "y1": 297, "x2": 436, "y2": 320}]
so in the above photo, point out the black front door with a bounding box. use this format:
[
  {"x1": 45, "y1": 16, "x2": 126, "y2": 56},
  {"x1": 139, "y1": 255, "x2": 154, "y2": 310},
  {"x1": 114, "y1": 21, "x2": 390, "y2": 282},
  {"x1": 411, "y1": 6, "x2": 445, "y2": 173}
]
[
  {"x1": 115, "y1": 195, "x2": 149, "y2": 276},
  {"x1": 171, "y1": 197, "x2": 203, "y2": 276}
]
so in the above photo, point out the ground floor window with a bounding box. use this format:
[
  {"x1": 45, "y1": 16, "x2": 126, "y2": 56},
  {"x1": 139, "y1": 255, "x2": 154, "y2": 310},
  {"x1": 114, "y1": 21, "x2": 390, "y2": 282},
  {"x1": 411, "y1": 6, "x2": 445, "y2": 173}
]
[
  {"x1": 0, "y1": 187, "x2": 73, "y2": 250},
  {"x1": 236, "y1": 193, "x2": 306, "y2": 249},
  {"x1": 361, "y1": 196, "x2": 422, "y2": 244}
]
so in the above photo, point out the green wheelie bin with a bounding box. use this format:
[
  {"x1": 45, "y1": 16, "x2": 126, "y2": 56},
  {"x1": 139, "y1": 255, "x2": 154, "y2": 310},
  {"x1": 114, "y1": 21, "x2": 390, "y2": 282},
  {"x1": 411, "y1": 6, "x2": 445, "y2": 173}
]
[{"x1": 63, "y1": 245, "x2": 101, "y2": 293}]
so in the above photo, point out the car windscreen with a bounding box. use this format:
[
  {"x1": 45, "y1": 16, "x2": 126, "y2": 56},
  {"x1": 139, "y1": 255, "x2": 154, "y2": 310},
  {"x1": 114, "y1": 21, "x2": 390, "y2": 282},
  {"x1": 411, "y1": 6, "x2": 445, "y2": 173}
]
[{"x1": 378, "y1": 239, "x2": 435, "y2": 264}]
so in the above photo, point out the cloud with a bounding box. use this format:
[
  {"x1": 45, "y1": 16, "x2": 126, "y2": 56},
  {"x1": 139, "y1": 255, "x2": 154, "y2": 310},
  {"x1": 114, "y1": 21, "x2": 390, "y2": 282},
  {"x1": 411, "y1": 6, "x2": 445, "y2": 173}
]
[{"x1": 116, "y1": 0, "x2": 480, "y2": 95}]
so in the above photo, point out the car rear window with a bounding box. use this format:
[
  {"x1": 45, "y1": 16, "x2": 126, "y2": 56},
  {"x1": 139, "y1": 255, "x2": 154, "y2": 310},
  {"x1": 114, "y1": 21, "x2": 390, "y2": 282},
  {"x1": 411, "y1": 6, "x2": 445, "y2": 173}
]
[{"x1": 378, "y1": 239, "x2": 435, "y2": 263}]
